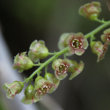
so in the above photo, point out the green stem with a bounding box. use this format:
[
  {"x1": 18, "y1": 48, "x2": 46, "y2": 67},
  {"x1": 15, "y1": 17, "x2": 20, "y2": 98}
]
[
  {"x1": 94, "y1": 18, "x2": 106, "y2": 24},
  {"x1": 24, "y1": 47, "x2": 69, "y2": 83},
  {"x1": 85, "y1": 20, "x2": 110, "y2": 39},
  {"x1": 34, "y1": 63, "x2": 42, "y2": 66},
  {"x1": 48, "y1": 52, "x2": 58, "y2": 55}
]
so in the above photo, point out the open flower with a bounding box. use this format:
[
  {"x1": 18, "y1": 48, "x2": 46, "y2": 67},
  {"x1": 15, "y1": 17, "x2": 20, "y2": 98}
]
[
  {"x1": 28, "y1": 40, "x2": 49, "y2": 62},
  {"x1": 45, "y1": 73, "x2": 60, "y2": 93},
  {"x1": 91, "y1": 41, "x2": 109, "y2": 62},
  {"x1": 13, "y1": 52, "x2": 34, "y2": 72},
  {"x1": 79, "y1": 1, "x2": 101, "y2": 20},
  {"x1": 34, "y1": 76, "x2": 55, "y2": 98},
  {"x1": 67, "y1": 33, "x2": 88, "y2": 56},
  {"x1": 101, "y1": 28, "x2": 110, "y2": 44},
  {"x1": 3, "y1": 81, "x2": 24, "y2": 99},
  {"x1": 22, "y1": 84, "x2": 40, "y2": 104},
  {"x1": 58, "y1": 33, "x2": 88, "y2": 56},
  {"x1": 52, "y1": 59, "x2": 70, "y2": 80}
]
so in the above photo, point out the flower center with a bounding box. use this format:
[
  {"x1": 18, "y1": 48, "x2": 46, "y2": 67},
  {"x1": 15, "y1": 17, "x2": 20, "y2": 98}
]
[
  {"x1": 37, "y1": 83, "x2": 53, "y2": 96},
  {"x1": 105, "y1": 33, "x2": 110, "y2": 42},
  {"x1": 37, "y1": 86, "x2": 48, "y2": 95},
  {"x1": 56, "y1": 62, "x2": 69, "y2": 76},
  {"x1": 107, "y1": 36, "x2": 110, "y2": 41},
  {"x1": 59, "y1": 64, "x2": 65, "y2": 72},
  {"x1": 72, "y1": 39, "x2": 82, "y2": 49}
]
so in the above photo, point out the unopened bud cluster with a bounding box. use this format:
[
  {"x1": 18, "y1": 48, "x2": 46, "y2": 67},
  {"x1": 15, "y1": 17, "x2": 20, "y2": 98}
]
[{"x1": 3, "y1": 1, "x2": 110, "y2": 104}]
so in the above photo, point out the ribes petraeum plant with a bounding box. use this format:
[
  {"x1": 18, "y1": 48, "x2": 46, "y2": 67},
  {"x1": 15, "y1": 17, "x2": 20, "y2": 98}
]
[{"x1": 3, "y1": 1, "x2": 110, "y2": 104}]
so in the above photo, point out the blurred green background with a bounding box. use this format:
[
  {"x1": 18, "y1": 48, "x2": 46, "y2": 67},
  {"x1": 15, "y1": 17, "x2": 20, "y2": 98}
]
[{"x1": 0, "y1": 0, "x2": 110, "y2": 110}]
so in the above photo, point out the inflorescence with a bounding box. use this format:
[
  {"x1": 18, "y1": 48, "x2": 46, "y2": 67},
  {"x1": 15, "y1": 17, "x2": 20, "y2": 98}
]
[{"x1": 3, "y1": 1, "x2": 110, "y2": 104}]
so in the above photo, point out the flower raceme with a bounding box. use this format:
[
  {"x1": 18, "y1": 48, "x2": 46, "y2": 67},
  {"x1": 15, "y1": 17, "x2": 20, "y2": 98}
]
[
  {"x1": 58, "y1": 33, "x2": 88, "y2": 56},
  {"x1": 3, "y1": 1, "x2": 110, "y2": 105}
]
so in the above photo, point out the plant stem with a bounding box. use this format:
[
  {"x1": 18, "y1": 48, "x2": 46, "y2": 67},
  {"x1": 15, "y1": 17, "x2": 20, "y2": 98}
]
[
  {"x1": 85, "y1": 20, "x2": 110, "y2": 39},
  {"x1": 24, "y1": 47, "x2": 69, "y2": 83},
  {"x1": 94, "y1": 18, "x2": 106, "y2": 24},
  {"x1": 48, "y1": 52, "x2": 58, "y2": 55}
]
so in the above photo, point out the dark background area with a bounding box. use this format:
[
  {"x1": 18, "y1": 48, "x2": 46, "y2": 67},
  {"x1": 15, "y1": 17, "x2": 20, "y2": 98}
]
[{"x1": 0, "y1": 0, "x2": 110, "y2": 110}]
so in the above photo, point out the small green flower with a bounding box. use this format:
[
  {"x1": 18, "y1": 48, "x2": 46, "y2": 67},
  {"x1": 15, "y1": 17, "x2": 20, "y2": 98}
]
[
  {"x1": 91, "y1": 41, "x2": 108, "y2": 62},
  {"x1": 45, "y1": 73, "x2": 60, "y2": 93},
  {"x1": 79, "y1": 1, "x2": 101, "y2": 20},
  {"x1": 69, "y1": 61, "x2": 84, "y2": 80},
  {"x1": 22, "y1": 84, "x2": 40, "y2": 104},
  {"x1": 67, "y1": 33, "x2": 88, "y2": 56},
  {"x1": 101, "y1": 28, "x2": 110, "y2": 44},
  {"x1": 58, "y1": 33, "x2": 88, "y2": 56},
  {"x1": 3, "y1": 81, "x2": 24, "y2": 99},
  {"x1": 34, "y1": 76, "x2": 54, "y2": 97},
  {"x1": 28, "y1": 40, "x2": 49, "y2": 62},
  {"x1": 13, "y1": 52, "x2": 34, "y2": 72},
  {"x1": 52, "y1": 59, "x2": 70, "y2": 80}
]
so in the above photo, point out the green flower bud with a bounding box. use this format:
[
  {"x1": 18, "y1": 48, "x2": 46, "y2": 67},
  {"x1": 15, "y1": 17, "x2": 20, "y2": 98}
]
[
  {"x1": 28, "y1": 40, "x2": 49, "y2": 62},
  {"x1": 34, "y1": 76, "x2": 55, "y2": 97},
  {"x1": 25, "y1": 85, "x2": 34, "y2": 99},
  {"x1": 3, "y1": 81, "x2": 24, "y2": 99},
  {"x1": 101, "y1": 28, "x2": 110, "y2": 44},
  {"x1": 22, "y1": 84, "x2": 40, "y2": 104},
  {"x1": 79, "y1": 2, "x2": 101, "y2": 20},
  {"x1": 45, "y1": 73, "x2": 60, "y2": 93},
  {"x1": 91, "y1": 41, "x2": 108, "y2": 62},
  {"x1": 13, "y1": 52, "x2": 34, "y2": 72},
  {"x1": 52, "y1": 59, "x2": 70, "y2": 80}
]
